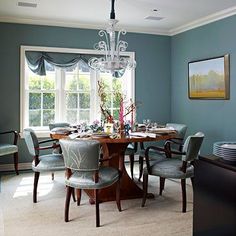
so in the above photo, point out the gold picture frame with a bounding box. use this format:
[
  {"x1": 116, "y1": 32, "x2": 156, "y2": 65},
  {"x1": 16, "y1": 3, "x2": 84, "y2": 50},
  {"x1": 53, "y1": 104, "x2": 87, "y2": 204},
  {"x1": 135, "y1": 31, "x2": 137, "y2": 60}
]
[{"x1": 188, "y1": 54, "x2": 230, "y2": 99}]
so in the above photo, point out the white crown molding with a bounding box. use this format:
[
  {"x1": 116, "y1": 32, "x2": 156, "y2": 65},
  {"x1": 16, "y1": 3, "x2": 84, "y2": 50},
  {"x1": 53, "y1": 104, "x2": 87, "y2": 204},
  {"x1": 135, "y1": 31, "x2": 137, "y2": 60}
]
[
  {"x1": 0, "y1": 16, "x2": 170, "y2": 36},
  {"x1": 169, "y1": 6, "x2": 236, "y2": 36},
  {"x1": 0, "y1": 6, "x2": 236, "y2": 36}
]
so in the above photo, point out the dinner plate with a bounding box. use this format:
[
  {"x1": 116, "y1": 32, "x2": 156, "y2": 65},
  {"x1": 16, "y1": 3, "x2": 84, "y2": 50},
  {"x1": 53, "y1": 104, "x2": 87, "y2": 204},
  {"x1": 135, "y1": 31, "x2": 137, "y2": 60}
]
[{"x1": 213, "y1": 141, "x2": 236, "y2": 161}]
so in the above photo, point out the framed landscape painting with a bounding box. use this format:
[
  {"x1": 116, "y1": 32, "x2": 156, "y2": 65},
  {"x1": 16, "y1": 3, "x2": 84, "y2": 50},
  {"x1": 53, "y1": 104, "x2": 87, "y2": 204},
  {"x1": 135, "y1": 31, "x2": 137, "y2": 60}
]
[{"x1": 188, "y1": 54, "x2": 229, "y2": 99}]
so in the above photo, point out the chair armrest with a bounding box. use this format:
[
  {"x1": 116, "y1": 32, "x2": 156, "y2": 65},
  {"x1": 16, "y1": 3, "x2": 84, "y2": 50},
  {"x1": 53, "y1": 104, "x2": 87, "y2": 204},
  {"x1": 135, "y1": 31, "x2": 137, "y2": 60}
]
[
  {"x1": 38, "y1": 139, "x2": 58, "y2": 144},
  {"x1": 0, "y1": 130, "x2": 19, "y2": 145},
  {"x1": 164, "y1": 138, "x2": 184, "y2": 153},
  {"x1": 35, "y1": 142, "x2": 60, "y2": 151}
]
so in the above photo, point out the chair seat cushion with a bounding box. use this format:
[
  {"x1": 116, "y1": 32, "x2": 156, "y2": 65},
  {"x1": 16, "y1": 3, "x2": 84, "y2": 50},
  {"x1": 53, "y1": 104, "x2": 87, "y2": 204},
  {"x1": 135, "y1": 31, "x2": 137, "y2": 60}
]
[
  {"x1": 144, "y1": 158, "x2": 194, "y2": 179},
  {"x1": 139, "y1": 149, "x2": 166, "y2": 160},
  {"x1": 65, "y1": 166, "x2": 119, "y2": 189},
  {"x1": 0, "y1": 144, "x2": 18, "y2": 156},
  {"x1": 32, "y1": 154, "x2": 64, "y2": 172}
]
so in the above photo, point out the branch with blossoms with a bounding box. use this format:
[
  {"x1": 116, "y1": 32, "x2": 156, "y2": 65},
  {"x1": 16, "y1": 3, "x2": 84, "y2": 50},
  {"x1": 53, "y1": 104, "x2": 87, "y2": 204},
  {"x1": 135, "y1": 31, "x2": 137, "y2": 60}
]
[{"x1": 98, "y1": 81, "x2": 141, "y2": 124}]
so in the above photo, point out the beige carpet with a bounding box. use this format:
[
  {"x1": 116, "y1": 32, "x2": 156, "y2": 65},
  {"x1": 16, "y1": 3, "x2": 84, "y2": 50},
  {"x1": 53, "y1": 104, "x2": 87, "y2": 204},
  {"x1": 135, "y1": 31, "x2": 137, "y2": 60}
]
[{"x1": 0, "y1": 165, "x2": 193, "y2": 236}]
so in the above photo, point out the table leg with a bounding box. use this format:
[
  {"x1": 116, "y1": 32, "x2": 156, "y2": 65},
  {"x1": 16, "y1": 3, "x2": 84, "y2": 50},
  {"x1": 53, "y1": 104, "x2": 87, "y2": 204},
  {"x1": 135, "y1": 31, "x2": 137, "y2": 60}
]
[{"x1": 85, "y1": 142, "x2": 144, "y2": 202}]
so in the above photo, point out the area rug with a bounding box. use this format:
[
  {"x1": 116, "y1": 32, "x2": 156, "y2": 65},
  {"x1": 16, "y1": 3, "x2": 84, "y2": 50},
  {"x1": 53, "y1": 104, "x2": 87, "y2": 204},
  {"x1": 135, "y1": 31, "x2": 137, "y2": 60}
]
[{"x1": 0, "y1": 167, "x2": 193, "y2": 236}]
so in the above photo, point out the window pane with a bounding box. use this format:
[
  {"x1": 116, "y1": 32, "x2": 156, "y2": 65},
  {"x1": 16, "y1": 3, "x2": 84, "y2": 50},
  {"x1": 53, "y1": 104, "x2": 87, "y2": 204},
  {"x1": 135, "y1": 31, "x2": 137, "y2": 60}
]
[
  {"x1": 29, "y1": 93, "x2": 41, "y2": 109},
  {"x1": 65, "y1": 74, "x2": 78, "y2": 91},
  {"x1": 79, "y1": 75, "x2": 90, "y2": 91},
  {"x1": 79, "y1": 110, "x2": 90, "y2": 122},
  {"x1": 113, "y1": 109, "x2": 119, "y2": 120},
  {"x1": 42, "y1": 74, "x2": 55, "y2": 90},
  {"x1": 29, "y1": 110, "x2": 41, "y2": 127},
  {"x1": 29, "y1": 75, "x2": 41, "y2": 90},
  {"x1": 43, "y1": 110, "x2": 55, "y2": 126},
  {"x1": 114, "y1": 93, "x2": 121, "y2": 108},
  {"x1": 66, "y1": 93, "x2": 78, "y2": 109},
  {"x1": 101, "y1": 75, "x2": 112, "y2": 91},
  {"x1": 112, "y1": 78, "x2": 122, "y2": 91},
  {"x1": 79, "y1": 93, "x2": 90, "y2": 109},
  {"x1": 43, "y1": 93, "x2": 55, "y2": 109},
  {"x1": 66, "y1": 110, "x2": 77, "y2": 124},
  {"x1": 104, "y1": 93, "x2": 112, "y2": 108}
]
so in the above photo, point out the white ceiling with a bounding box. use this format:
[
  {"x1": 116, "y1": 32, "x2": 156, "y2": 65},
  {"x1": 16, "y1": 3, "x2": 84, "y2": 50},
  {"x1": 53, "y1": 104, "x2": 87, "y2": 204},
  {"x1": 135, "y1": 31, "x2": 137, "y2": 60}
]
[{"x1": 0, "y1": 0, "x2": 236, "y2": 35}]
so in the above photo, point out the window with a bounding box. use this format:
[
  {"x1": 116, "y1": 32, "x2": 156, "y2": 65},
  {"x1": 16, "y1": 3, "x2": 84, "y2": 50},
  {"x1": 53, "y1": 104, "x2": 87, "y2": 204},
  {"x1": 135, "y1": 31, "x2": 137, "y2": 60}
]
[{"x1": 20, "y1": 46, "x2": 135, "y2": 137}]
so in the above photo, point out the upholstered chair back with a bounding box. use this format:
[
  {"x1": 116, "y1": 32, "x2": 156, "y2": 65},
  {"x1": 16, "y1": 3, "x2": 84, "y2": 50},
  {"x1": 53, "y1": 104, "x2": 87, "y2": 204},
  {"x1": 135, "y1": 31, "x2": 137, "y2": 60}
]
[
  {"x1": 166, "y1": 123, "x2": 187, "y2": 139},
  {"x1": 49, "y1": 122, "x2": 70, "y2": 130},
  {"x1": 23, "y1": 128, "x2": 39, "y2": 156},
  {"x1": 60, "y1": 139, "x2": 100, "y2": 171},
  {"x1": 182, "y1": 132, "x2": 204, "y2": 162}
]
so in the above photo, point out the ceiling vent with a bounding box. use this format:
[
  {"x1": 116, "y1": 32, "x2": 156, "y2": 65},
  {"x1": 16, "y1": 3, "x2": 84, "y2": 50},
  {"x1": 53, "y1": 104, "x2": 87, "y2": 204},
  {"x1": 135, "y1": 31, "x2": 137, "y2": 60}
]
[
  {"x1": 144, "y1": 16, "x2": 164, "y2": 21},
  {"x1": 18, "y1": 2, "x2": 37, "y2": 8}
]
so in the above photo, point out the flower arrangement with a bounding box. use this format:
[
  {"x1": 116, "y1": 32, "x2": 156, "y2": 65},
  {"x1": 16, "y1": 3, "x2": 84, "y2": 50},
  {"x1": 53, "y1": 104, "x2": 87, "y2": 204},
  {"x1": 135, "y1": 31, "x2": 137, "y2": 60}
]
[{"x1": 98, "y1": 81, "x2": 139, "y2": 130}]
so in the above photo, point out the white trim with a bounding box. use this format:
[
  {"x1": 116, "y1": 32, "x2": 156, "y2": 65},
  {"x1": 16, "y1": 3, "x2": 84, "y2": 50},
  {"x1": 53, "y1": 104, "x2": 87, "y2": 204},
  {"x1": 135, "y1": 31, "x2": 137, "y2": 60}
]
[
  {"x1": 2, "y1": 6, "x2": 236, "y2": 36},
  {"x1": 0, "y1": 162, "x2": 32, "y2": 172},
  {"x1": 169, "y1": 6, "x2": 236, "y2": 36}
]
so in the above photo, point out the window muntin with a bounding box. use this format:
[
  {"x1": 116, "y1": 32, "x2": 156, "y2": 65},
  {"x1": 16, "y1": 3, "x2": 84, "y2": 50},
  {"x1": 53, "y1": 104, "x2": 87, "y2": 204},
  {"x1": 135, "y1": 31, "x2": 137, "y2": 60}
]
[{"x1": 21, "y1": 46, "x2": 135, "y2": 136}]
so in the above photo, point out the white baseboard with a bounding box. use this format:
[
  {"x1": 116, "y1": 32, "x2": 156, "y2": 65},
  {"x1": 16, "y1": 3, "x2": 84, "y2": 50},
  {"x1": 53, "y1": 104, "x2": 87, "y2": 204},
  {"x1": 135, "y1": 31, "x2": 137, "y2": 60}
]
[{"x1": 0, "y1": 162, "x2": 32, "y2": 172}]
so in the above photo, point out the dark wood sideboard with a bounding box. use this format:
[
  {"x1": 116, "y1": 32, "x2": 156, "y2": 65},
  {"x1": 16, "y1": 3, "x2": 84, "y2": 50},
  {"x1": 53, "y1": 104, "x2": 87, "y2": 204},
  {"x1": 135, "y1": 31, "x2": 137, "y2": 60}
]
[{"x1": 193, "y1": 155, "x2": 236, "y2": 236}]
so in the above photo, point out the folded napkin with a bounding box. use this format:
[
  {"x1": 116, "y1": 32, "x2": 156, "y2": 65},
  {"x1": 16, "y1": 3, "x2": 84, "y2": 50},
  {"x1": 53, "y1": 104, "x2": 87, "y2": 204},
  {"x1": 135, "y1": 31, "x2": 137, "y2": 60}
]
[{"x1": 129, "y1": 132, "x2": 156, "y2": 138}]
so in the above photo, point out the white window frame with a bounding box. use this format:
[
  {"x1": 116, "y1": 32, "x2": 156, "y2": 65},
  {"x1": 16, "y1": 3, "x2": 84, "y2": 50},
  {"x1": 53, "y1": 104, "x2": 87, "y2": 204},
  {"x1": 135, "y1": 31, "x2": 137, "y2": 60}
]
[{"x1": 20, "y1": 45, "x2": 135, "y2": 137}]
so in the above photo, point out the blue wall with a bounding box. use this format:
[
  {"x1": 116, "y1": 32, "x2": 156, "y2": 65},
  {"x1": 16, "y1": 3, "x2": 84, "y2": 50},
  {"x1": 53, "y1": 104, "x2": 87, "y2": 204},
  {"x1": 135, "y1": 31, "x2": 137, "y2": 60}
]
[
  {"x1": 171, "y1": 15, "x2": 236, "y2": 154},
  {"x1": 0, "y1": 23, "x2": 171, "y2": 164}
]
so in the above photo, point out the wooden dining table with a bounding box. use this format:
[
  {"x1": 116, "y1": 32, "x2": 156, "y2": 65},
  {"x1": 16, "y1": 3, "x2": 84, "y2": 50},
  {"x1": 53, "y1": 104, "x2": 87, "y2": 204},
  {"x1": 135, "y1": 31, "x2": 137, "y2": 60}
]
[{"x1": 51, "y1": 132, "x2": 176, "y2": 203}]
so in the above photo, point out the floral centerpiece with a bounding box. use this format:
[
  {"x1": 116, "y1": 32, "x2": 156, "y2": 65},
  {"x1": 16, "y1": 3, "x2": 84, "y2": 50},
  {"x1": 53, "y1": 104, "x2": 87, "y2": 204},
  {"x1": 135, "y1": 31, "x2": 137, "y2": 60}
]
[{"x1": 98, "y1": 80, "x2": 139, "y2": 134}]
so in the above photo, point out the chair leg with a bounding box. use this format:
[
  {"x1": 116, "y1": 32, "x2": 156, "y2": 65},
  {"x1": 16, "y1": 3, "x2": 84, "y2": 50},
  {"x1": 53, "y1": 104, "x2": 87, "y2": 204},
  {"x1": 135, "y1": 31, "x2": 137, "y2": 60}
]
[
  {"x1": 51, "y1": 173, "x2": 54, "y2": 180},
  {"x1": 181, "y1": 179, "x2": 187, "y2": 213},
  {"x1": 190, "y1": 177, "x2": 194, "y2": 189},
  {"x1": 129, "y1": 154, "x2": 134, "y2": 180},
  {"x1": 159, "y1": 177, "x2": 165, "y2": 195},
  {"x1": 141, "y1": 173, "x2": 148, "y2": 207},
  {"x1": 77, "y1": 189, "x2": 81, "y2": 206},
  {"x1": 138, "y1": 156, "x2": 144, "y2": 182},
  {"x1": 33, "y1": 172, "x2": 40, "y2": 203},
  {"x1": 95, "y1": 189, "x2": 100, "y2": 227},
  {"x1": 71, "y1": 188, "x2": 76, "y2": 202},
  {"x1": 65, "y1": 186, "x2": 73, "y2": 222},
  {"x1": 13, "y1": 152, "x2": 19, "y2": 175},
  {"x1": 116, "y1": 180, "x2": 121, "y2": 212}
]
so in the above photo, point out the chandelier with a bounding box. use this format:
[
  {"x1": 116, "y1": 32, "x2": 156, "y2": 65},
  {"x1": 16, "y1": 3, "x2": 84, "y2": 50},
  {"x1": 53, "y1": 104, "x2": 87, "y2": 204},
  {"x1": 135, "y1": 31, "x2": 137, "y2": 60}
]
[{"x1": 88, "y1": 0, "x2": 136, "y2": 75}]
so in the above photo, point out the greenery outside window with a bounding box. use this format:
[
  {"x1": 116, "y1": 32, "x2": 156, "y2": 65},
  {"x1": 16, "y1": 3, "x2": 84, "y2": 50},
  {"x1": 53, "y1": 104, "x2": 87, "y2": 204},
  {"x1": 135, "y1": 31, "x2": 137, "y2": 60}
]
[{"x1": 20, "y1": 46, "x2": 135, "y2": 137}]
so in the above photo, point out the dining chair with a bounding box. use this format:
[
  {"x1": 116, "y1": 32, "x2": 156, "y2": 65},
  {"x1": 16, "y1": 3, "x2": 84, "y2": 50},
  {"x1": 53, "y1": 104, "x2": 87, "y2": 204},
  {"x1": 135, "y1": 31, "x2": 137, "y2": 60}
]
[
  {"x1": 137, "y1": 123, "x2": 188, "y2": 181},
  {"x1": 49, "y1": 122, "x2": 70, "y2": 156},
  {"x1": 142, "y1": 132, "x2": 204, "y2": 212},
  {"x1": 125, "y1": 142, "x2": 138, "y2": 180},
  {"x1": 0, "y1": 130, "x2": 19, "y2": 175},
  {"x1": 49, "y1": 122, "x2": 70, "y2": 131},
  {"x1": 59, "y1": 139, "x2": 122, "y2": 227},
  {"x1": 23, "y1": 128, "x2": 65, "y2": 203}
]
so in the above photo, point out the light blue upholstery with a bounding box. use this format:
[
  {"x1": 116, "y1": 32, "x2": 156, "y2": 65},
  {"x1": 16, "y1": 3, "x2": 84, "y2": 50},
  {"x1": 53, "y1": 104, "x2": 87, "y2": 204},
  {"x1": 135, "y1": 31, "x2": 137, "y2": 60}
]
[
  {"x1": 144, "y1": 159, "x2": 194, "y2": 179},
  {"x1": 65, "y1": 166, "x2": 119, "y2": 189},
  {"x1": 0, "y1": 130, "x2": 19, "y2": 175},
  {"x1": 32, "y1": 154, "x2": 64, "y2": 172},
  {"x1": 142, "y1": 132, "x2": 204, "y2": 212},
  {"x1": 145, "y1": 132, "x2": 204, "y2": 177},
  {"x1": 0, "y1": 144, "x2": 18, "y2": 156},
  {"x1": 166, "y1": 123, "x2": 187, "y2": 139},
  {"x1": 23, "y1": 128, "x2": 65, "y2": 203},
  {"x1": 60, "y1": 139, "x2": 120, "y2": 189},
  {"x1": 60, "y1": 139, "x2": 121, "y2": 227},
  {"x1": 49, "y1": 122, "x2": 70, "y2": 130}
]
